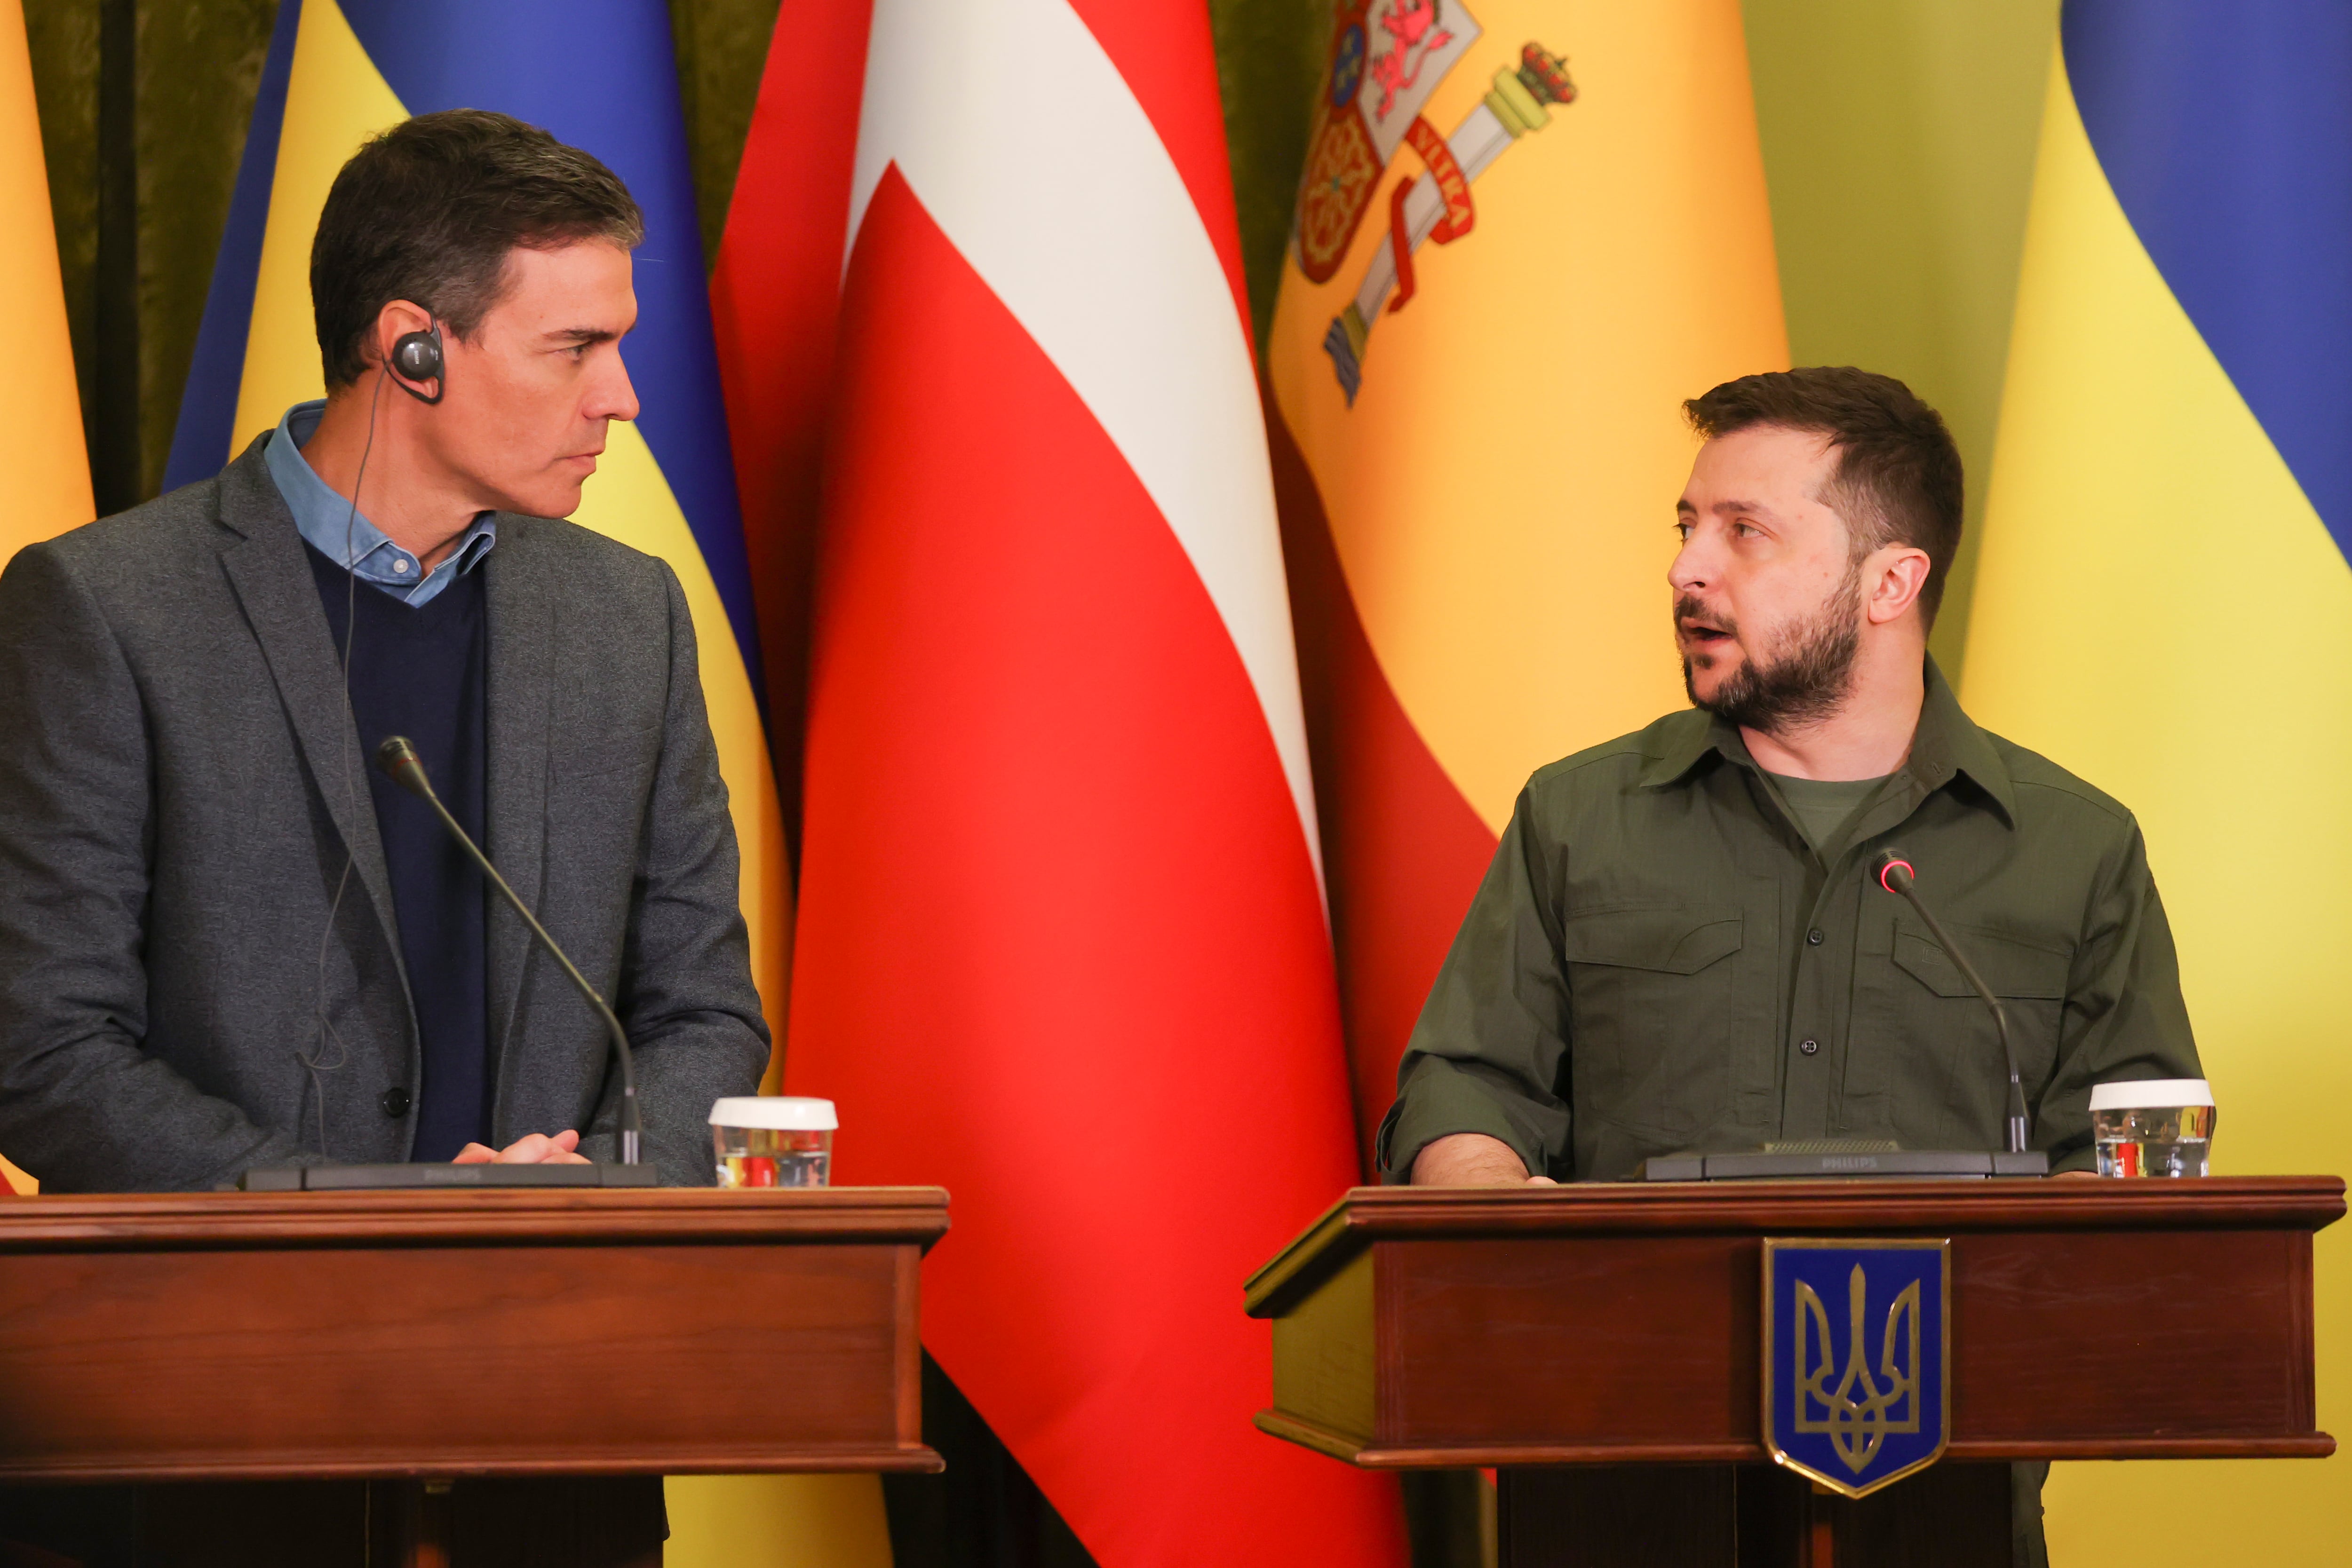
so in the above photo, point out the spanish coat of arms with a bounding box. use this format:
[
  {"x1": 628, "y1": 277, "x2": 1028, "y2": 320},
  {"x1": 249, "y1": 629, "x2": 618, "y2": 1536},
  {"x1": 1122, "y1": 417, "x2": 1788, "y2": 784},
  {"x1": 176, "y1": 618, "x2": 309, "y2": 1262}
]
[{"x1": 1291, "y1": 0, "x2": 1578, "y2": 403}]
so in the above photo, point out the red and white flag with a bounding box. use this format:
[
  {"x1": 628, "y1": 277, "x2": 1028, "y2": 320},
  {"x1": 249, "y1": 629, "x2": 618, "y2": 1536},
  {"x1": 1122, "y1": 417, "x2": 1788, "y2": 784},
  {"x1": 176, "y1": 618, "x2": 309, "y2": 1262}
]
[{"x1": 712, "y1": 1, "x2": 1408, "y2": 1564}]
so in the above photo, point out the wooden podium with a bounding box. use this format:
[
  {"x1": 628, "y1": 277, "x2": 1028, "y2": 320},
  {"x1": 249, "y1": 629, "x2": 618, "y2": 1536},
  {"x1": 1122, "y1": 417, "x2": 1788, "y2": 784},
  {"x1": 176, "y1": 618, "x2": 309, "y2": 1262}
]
[
  {"x1": 1247, "y1": 1177, "x2": 2342, "y2": 1568},
  {"x1": 0, "y1": 1186, "x2": 947, "y2": 1565}
]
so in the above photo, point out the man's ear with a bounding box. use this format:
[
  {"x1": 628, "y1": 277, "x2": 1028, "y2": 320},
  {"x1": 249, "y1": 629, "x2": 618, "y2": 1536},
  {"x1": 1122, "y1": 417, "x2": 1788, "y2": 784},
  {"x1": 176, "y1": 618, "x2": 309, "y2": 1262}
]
[
  {"x1": 1864, "y1": 546, "x2": 1933, "y2": 626},
  {"x1": 372, "y1": 299, "x2": 436, "y2": 369}
]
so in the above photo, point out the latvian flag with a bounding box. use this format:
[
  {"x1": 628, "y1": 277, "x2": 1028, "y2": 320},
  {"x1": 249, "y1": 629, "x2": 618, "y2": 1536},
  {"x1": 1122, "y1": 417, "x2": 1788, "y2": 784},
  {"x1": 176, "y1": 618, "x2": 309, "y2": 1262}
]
[{"x1": 713, "y1": 0, "x2": 1407, "y2": 1563}]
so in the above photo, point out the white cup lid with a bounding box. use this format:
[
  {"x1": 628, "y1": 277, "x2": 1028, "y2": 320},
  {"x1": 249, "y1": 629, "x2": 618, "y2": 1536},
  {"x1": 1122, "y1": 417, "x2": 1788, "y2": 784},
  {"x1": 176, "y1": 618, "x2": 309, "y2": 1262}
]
[
  {"x1": 709, "y1": 1095, "x2": 838, "y2": 1131},
  {"x1": 2088, "y1": 1078, "x2": 2214, "y2": 1110}
]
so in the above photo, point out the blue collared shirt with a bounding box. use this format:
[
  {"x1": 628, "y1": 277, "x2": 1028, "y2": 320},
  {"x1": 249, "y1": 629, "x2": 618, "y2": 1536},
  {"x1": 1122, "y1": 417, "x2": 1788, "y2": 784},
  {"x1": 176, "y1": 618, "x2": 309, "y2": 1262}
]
[{"x1": 263, "y1": 400, "x2": 496, "y2": 606}]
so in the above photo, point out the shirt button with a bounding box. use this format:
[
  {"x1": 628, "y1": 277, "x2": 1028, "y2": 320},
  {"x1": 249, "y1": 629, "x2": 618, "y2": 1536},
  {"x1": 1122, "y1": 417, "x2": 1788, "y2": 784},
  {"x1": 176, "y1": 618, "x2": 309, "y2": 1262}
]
[
  {"x1": 1799, "y1": 1038, "x2": 1820, "y2": 1056},
  {"x1": 1807, "y1": 928, "x2": 1824, "y2": 945},
  {"x1": 379, "y1": 1086, "x2": 412, "y2": 1118},
  {"x1": 392, "y1": 558, "x2": 413, "y2": 574}
]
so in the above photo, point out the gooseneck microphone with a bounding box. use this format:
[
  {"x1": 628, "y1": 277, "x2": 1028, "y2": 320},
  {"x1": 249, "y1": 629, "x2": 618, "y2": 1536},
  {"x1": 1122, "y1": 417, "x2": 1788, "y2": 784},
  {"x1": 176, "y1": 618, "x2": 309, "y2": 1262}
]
[
  {"x1": 375, "y1": 735, "x2": 641, "y2": 1166},
  {"x1": 1872, "y1": 848, "x2": 2030, "y2": 1156}
]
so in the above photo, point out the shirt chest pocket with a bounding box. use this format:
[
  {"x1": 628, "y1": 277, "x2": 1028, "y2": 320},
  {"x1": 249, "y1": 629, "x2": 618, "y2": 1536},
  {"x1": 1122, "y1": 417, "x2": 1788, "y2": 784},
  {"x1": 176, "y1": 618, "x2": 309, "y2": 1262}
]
[
  {"x1": 1559, "y1": 904, "x2": 1748, "y2": 1139},
  {"x1": 1856, "y1": 922, "x2": 2071, "y2": 1125}
]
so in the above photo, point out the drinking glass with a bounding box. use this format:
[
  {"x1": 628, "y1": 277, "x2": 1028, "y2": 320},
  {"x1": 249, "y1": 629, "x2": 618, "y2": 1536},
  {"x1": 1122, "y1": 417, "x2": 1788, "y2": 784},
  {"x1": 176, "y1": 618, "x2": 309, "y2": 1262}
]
[
  {"x1": 710, "y1": 1096, "x2": 836, "y2": 1188},
  {"x1": 2090, "y1": 1079, "x2": 2213, "y2": 1178}
]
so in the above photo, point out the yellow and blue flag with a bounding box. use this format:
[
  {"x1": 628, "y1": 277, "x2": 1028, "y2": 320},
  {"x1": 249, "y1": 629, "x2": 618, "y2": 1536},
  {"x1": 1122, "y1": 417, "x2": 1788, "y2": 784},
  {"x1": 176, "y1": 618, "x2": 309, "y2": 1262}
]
[
  {"x1": 0, "y1": 0, "x2": 92, "y2": 1197},
  {"x1": 165, "y1": 0, "x2": 789, "y2": 1078},
  {"x1": 1963, "y1": 3, "x2": 2350, "y2": 1557},
  {"x1": 160, "y1": 4, "x2": 862, "y2": 1560},
  {"x1": 0, "y1": 0, "x2": 92, "y2": 571}
]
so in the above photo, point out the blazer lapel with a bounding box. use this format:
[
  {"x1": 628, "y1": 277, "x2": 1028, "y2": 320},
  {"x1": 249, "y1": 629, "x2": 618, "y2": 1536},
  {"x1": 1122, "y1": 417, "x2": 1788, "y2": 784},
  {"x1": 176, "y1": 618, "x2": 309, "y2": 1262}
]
[
  {"x1": 483, "y1": 516, "x2": 556, "y2": 1072},
  {"x1": 214, "y1": 440, "x2": 409, "y2": 997}
]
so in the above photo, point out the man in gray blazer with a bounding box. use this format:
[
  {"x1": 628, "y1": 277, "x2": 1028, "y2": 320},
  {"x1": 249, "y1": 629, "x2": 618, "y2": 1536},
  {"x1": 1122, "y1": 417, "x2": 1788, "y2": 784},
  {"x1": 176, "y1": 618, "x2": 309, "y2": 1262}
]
[{"x1": 0, "y1": 109, "x2": 767, "y2": 1197}]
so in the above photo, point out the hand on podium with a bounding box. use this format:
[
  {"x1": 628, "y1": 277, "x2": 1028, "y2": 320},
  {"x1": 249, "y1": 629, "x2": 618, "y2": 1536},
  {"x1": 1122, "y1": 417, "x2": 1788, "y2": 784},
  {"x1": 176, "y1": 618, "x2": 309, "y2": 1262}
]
[
  {"x1": 451, "y1": 1129, "x2": 593, "y2": 1166},
  {"x1": 1410, "y1": 1132, "x2": 1557, "y2": 1187}
]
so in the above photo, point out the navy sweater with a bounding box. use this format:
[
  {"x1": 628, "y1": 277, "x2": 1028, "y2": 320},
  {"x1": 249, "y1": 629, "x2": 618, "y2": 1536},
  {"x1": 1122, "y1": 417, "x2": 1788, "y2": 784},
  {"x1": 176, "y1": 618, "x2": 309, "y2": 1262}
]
[{"x1": 308, "y1": 544, "x2": 491, "y2": 1160}]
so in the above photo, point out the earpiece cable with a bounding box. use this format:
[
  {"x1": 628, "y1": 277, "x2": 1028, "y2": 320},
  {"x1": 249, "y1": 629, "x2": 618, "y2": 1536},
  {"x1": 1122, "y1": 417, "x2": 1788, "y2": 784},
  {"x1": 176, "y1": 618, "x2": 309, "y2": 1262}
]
[{"x1": 299, "y1": 360, "x2": 390, "y2": 1156}]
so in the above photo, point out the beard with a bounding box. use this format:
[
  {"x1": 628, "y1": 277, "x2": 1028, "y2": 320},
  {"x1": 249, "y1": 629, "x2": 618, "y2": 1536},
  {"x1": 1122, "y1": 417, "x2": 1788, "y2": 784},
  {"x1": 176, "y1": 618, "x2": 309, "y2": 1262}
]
[{"x1": 1679, "y1": 562, "x2": 1865, "y2": 734}]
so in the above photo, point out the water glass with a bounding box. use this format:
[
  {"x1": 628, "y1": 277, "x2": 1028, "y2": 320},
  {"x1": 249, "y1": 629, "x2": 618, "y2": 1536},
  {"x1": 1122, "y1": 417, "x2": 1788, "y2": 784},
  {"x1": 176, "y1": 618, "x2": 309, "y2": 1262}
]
[
  {"x1": 710, "y1": 1096, "x2": 836, "y2": 1188},
  {"x1": 2090, "y1": 1079, "x2": 2214, "y2": 1178}
]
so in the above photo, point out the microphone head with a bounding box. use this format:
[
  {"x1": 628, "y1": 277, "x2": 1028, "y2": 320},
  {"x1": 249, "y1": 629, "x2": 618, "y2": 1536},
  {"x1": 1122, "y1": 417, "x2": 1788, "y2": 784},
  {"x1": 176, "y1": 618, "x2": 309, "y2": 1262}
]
[
  {"x1": 1872, "y1": 847, "x2": 1915, "y2": 894},
  {"x1": 373, "y1": 736, "x2": 429, "y2": 798}
]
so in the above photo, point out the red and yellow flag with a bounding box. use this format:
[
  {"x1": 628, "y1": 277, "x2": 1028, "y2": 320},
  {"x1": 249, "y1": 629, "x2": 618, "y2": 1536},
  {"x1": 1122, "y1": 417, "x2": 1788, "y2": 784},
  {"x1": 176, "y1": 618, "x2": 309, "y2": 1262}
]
[{"x1": 1266, "y1": 0, "x2": 1788, "y2": 1147}]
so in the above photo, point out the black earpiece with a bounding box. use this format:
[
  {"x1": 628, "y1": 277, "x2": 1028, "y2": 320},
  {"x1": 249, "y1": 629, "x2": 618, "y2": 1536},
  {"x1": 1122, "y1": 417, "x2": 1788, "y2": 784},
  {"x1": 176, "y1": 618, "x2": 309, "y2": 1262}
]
[{"x1": 389, "y1": 322, "x2": 445, "y2": 404}]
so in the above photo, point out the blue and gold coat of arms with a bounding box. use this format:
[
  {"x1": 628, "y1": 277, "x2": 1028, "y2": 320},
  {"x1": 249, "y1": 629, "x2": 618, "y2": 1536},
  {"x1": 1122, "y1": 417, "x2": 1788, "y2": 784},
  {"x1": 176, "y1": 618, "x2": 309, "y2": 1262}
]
[{"x1": 1762, "y1": 1239, "x2": 1951, "y2": 1498}]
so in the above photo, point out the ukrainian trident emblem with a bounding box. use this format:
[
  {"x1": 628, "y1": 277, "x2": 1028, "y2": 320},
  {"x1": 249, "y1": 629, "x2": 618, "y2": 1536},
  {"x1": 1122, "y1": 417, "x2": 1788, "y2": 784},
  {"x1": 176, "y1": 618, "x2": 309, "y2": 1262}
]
[{"x1": 1762, "y1": 1240, "x2": 1950, "y2": 1497}]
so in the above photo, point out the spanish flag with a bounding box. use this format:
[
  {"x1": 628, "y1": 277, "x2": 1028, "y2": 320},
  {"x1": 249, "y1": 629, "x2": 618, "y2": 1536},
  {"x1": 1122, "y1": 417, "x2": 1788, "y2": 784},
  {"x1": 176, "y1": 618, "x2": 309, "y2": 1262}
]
[
  {"x1": 1264, "y1": 0, "x2": 1787, "y2": 1148},
  {"x1": 160, "y1": 3, "x2": 856, "y2": 1560},
  {"x1": 1961, "y1": 4, "x2": 2350, "y2": 1555},
  {"x1": 0, "y1": 0, "x2": 91, "y2": 1197}
]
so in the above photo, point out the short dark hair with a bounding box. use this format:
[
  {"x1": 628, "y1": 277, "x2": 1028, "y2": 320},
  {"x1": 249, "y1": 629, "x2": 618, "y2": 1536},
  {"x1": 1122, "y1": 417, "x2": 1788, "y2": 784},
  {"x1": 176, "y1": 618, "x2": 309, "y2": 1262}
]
[
  {"x1": 1683, "y1": 367, "x2": 1964, "y2": 625},
  {"x1": 310, "y1": 109, "x2": 644, "y2": 388}
]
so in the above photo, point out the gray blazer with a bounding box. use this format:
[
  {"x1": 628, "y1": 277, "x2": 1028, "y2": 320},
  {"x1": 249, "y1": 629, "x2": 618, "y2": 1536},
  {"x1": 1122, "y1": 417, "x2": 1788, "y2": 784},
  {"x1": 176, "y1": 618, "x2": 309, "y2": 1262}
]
[{"x1": 0, "y1": 436, "x2": 769, "y2": 1191}]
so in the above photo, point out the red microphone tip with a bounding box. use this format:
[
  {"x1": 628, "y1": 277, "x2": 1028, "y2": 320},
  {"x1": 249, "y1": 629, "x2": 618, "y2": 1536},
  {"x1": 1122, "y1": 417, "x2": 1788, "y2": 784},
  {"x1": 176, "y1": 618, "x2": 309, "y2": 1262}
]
[{"x1": 1878, "y1": 858, "x2": 1915, "y2": 893}]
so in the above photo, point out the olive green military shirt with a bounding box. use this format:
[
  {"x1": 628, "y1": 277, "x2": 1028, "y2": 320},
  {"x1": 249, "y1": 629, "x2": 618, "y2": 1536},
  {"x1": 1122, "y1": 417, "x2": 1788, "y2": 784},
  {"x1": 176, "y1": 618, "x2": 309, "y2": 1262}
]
[{"x1": 1377, "y1": 659, "x2": 2202, "y2": 1182}]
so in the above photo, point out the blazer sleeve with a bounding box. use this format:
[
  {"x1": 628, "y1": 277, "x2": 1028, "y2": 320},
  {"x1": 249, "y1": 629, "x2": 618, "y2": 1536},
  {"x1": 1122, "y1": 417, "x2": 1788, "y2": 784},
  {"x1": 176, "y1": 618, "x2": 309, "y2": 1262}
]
[
  {"x1": 0, "y1": 542, "x2": 310, "y2": 1190},
  {"x1": 586, "y1": 559, "x2": 771, "y2": 1182}
]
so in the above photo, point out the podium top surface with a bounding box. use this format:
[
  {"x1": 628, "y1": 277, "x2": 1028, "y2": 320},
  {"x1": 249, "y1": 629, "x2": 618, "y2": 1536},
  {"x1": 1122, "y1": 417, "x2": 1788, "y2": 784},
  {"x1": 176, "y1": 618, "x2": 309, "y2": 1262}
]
[
  {"x1": 0, "y1": 1184, "x2": 952, "y2": 1253},
  {"x1": 1245, "y1": 1176, "x2": 2344, "y2": 1317}
]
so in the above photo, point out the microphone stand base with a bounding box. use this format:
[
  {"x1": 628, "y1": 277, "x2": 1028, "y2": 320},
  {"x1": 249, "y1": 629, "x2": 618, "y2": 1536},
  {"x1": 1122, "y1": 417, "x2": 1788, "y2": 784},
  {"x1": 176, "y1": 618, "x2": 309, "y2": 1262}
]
[
  {"x1": 1641, "y1": 1146, "x2": 2050, "y2": 1181},
  {"x1": 235, "y1": 1162, "x2": 660, "y2": 1191}
]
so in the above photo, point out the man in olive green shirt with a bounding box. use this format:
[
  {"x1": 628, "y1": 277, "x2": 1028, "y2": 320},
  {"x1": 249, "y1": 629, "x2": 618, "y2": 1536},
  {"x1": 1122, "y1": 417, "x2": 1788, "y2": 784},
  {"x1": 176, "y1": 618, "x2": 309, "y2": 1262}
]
[{"x1": 1382, "y1": 368, "x2": 2201, "y2": 1189}]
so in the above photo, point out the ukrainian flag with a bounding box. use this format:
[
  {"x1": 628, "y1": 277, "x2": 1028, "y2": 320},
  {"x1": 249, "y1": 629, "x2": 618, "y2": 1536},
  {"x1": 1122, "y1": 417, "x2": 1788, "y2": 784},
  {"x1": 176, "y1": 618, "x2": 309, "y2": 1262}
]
[
  {"x1": 165, "y1": 0, "x2": 790, "y2": 1059},
  {"x1": 1962, "y1": 4, "x2": 2350, "y2": 1557},
  {"x1": 0, "y1": 0, "x2": 92, "y2": 570},
  {"x1": 160, "y1": 4, "x2": 872, "y2": 1561}
]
